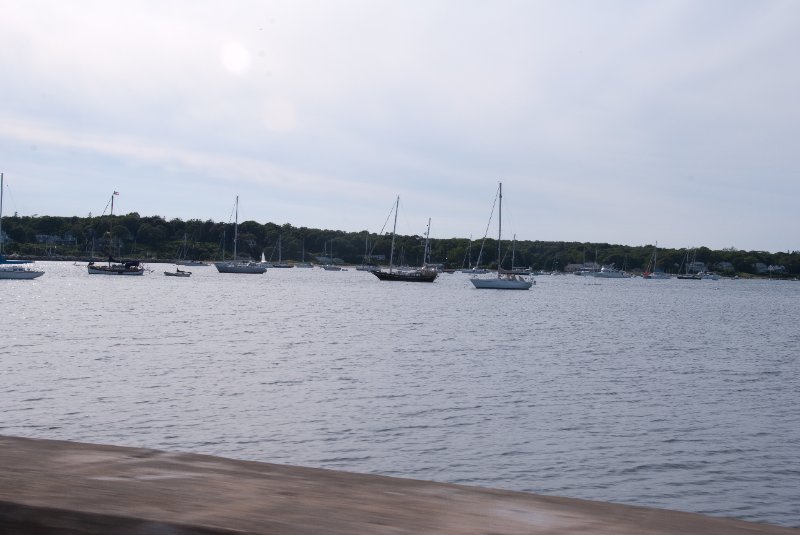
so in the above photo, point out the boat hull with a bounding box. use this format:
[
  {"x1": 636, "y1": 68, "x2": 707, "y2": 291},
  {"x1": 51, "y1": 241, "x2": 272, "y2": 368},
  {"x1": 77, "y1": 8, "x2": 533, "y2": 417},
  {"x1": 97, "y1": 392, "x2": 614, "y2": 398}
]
[
  {"x1": 470, "y1": 277, "x2": 532, "y2": 290},
  {"x1": 88, "y1": 264, "x2": 144, "y2": 275},
  {"x1": 0, "y1": 267, "x2": 44, "y2": 279},
  {"x1": 372, "y1": 270, "x2": 437, "y2": 282},
  {"x1": 214, "y1": 262, "x2": 266, "y2": 274}
]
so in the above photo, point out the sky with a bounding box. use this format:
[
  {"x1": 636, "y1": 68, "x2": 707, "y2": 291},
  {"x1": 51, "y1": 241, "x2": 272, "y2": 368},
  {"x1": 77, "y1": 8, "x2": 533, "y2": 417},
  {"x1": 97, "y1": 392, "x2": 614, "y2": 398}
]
[{"x1": 1, "y1": 0, "x2": 798, "y2": 253}]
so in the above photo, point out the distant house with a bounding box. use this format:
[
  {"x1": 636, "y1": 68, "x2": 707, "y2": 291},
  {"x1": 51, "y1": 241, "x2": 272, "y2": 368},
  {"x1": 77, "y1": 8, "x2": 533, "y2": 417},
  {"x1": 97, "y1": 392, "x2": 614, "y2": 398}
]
[
  {"x1": 714, "y1": 261, "x2": 735, "y2": 272},
  {"x1": 35, "y1": 233, "x2": 77, "y2": 245},
  {"x1": 689, "y1": 261, "x2": 707, "y2": 273},
  {"x1": 768, "y1": 265, "x2": 787, "y2": 274},
  {"x1": 754, "y1": 262, "x2": 769, "y2": 274}
]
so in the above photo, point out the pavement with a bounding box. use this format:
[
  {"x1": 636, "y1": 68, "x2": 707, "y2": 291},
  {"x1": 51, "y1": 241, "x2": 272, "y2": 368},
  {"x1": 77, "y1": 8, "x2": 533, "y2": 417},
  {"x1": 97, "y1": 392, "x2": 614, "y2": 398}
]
[{"x1": 1, "y1": 435, "x2": 797, "y2": 534}]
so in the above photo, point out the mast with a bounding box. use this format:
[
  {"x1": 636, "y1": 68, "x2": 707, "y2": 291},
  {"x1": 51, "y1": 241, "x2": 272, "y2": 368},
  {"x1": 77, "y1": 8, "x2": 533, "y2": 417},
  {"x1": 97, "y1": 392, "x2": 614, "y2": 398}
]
[
  {"x1": 388, "y1": 196, "x2": 398, "y2": 273},
  {"x1": 497, "y1": 182, "x2": 502, "y2": 278},
  {"x1": 233, "y1": 195, "x2": 239, "y2": 262},
  {"x1": 108, "y1": 191, "x2": 118, "y2": 261},
  {"x1": 511, "y1": 233, "x2": 516, "y2": 270},
  {"x1": 423, "y1": 217, "x2": 431, "y2": 266}
]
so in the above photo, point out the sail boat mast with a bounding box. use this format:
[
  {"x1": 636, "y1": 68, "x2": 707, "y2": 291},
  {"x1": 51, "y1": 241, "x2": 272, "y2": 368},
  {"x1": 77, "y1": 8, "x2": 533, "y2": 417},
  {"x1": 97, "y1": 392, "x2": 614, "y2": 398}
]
[
  {"x1": 423, "y1": 217, "x2": 431, "y2": 266},
  {"x1": 388, "y1": 196, "x2": 399, "y2": 273},
  {"x1": 233, "y1": 195, "x2": 239, "y2": 261},
  {"x1": 496, "y1": 182, "x2": 502, "y2": 278}
]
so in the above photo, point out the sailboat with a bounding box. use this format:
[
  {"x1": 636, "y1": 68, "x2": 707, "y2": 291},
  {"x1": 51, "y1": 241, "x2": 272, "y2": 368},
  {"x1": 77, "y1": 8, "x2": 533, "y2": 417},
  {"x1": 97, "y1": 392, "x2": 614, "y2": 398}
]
[
  {"x1": 214, "y1": 196, "x2": 267, "y2": 274},
  {"x1": 175, "y1": 233, "x2": 209, "y2": 266},
  {"x1": 372, "y1": 196, "x2": 438, "y2": 282},
  {"x1": 321, "y1": 239, "x2": 342, "y2": 271},
  {"x1": 271, "y1": 234, "x2": 293, "y2": 268},
  {"x1": 0, "y1": 173, "x2": 42, "y2": 278},
  {"x1": 87, "y1": 191, "x2": 144, "y2": 275},
  {"x1": 294, "y1": 238, "x2": 313, "y2": 268},
  {"x1": 676, "y1": 248, "x2": 702, "y2": 280},
  {"x1": 498, "y1": 234, "x2": 531, "y2": 275},
  {"x1": 470, "y1": 182, "x2": 533, "y2": 290},
  {"x1": 643, "y1": 242, "x2": 670, "y2": 279},
  {"x1": 356, "y1": 234, "x2": 378, "y2": 271}
]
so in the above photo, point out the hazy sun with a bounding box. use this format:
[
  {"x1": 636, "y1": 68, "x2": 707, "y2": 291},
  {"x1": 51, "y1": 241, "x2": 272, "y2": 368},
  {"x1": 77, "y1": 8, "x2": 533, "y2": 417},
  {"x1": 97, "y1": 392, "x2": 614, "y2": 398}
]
[{"x1": 220, "y1": 42, "x2": 251, "y2": 75}]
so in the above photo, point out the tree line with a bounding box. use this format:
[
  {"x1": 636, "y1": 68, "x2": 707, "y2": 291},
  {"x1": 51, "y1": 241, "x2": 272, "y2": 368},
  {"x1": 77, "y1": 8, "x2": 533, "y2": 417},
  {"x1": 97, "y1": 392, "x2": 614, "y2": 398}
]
[{"x1": 2, "y1": 212, "x2": 798, "y2": 276}]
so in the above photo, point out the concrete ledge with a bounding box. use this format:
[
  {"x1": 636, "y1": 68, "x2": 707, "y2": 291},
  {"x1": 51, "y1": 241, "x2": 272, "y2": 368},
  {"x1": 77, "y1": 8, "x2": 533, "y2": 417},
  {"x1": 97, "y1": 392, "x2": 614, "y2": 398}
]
[{"x1": 1, "y1": 435, "x2": 796, "y2": 534}]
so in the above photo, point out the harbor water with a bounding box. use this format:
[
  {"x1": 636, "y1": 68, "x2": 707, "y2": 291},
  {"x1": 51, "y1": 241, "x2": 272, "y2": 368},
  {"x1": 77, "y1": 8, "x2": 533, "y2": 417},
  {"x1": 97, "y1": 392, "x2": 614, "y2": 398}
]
[{"x1": 2, "y1": 262, "x2": 799, "y2": 527}]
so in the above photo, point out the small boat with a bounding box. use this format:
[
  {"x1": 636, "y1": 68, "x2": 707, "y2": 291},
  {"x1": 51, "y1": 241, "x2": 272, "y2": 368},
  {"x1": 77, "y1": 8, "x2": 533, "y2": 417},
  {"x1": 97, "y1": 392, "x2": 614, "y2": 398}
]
[
  {"x1": 470, "y1": 182, "x2": 533, "y2": 290},
  {"x1": 164, "y1": 268, "x2": 191, "y2": 277},
  {"x1": 0, "y1": 265, "x2": 44, "y2": 279},
  {"x1": 88, "y1": 258, "x2": 144, "y2": 275},
  {"x1": 215, "y1": 196, "x2": 267, "y2": 274},
  {"x1": 371, "y1": 197, "x2": 438, "y2": 283}
]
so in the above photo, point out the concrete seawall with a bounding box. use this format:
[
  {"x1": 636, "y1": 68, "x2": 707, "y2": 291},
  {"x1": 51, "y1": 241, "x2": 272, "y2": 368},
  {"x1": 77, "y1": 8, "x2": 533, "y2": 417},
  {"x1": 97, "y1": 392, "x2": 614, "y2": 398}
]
[{"x1": 1, "y1": 435, "x2": 796, "y2": 534}]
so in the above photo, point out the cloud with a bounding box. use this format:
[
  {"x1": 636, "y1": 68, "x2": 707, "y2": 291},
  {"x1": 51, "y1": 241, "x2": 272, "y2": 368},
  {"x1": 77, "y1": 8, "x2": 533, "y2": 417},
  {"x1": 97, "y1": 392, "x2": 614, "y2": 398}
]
[{"x1": 1, "y1": 1, "x2": 798, "y2": 251}]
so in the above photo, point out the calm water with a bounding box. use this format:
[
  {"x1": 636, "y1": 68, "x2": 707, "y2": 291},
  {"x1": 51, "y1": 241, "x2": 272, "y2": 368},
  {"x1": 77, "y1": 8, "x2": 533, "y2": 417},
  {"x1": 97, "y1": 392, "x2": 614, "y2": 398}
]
[{"x1": 2, "y1": 262, "x2": 799, "y2": 527}]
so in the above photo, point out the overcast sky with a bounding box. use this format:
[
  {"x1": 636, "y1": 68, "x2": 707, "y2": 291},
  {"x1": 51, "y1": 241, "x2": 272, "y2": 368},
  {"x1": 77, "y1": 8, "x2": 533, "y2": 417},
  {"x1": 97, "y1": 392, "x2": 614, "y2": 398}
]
[{"x1": 1, "y1": 0, "x2": 798, "y2": 252}]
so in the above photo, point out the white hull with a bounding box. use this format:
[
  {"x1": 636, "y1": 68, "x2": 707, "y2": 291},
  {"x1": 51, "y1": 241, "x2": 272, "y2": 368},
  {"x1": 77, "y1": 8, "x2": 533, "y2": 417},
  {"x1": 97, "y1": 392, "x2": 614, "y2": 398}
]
[
  {"x1": 176, "y1": 260, "x2": 209, "y2": 267},
  {"x1": 470, "y1": 277, "x2": 533, "y2": 290},
  {"x1": 293, "y1": 263, "x2": 314, "y2": 268},
  {"x1": 590, "y1": 271, "x2": 630, "y2": 279},
  {"x1": 214, "y1": 262, "x2": 267, "y2": 274},
  {"x1": 0, "y1": 266, "x2": 44, "y2": 279}
]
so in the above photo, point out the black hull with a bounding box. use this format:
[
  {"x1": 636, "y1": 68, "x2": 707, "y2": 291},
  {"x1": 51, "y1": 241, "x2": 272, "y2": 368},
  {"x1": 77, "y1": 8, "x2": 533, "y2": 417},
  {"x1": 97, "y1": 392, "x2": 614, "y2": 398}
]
[{"x1": 372, "y1": 270, "x2": 437, "y2": 283}]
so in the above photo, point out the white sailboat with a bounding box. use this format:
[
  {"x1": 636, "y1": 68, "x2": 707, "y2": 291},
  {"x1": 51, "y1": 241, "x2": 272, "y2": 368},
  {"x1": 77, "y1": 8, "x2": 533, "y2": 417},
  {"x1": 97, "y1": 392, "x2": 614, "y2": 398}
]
[
  {"x1": 643, "y1": 242, "x2": 670, "y2": 279},
  {"x1": 470, "y1": 182, "x2": 533, "y2": 290},
  {"x1": 214, "y1": 196, "x2": 266, "y2": 274},
  {"x1": 0, "y1": 173, "x2": 43, "y2": 278}
]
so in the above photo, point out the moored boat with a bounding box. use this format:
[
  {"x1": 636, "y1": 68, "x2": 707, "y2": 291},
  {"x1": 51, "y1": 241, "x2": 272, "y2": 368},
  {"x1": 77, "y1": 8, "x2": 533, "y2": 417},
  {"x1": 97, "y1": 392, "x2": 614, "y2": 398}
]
[
  {"x1": 470, "y1": 182, "x2": 533, "y2": 290},
  {"x1": 87, "y1": 192, "x2": 144, "y2": 276},
  {"x1": 0, "y1": 173, "x2": 36, "y2": 268},
  {"x1": 371, "y1": 196, "x2": 438, "y2": 283},
  {"x1": 164, "y1": 268, "x2": 191, "y2": 277},
  {"x1": 215, "y1": 196, "x2": 266, "y2": 274},
  {"x1": 0, "y1": 264, "x2": 44, "y2": 279}
]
